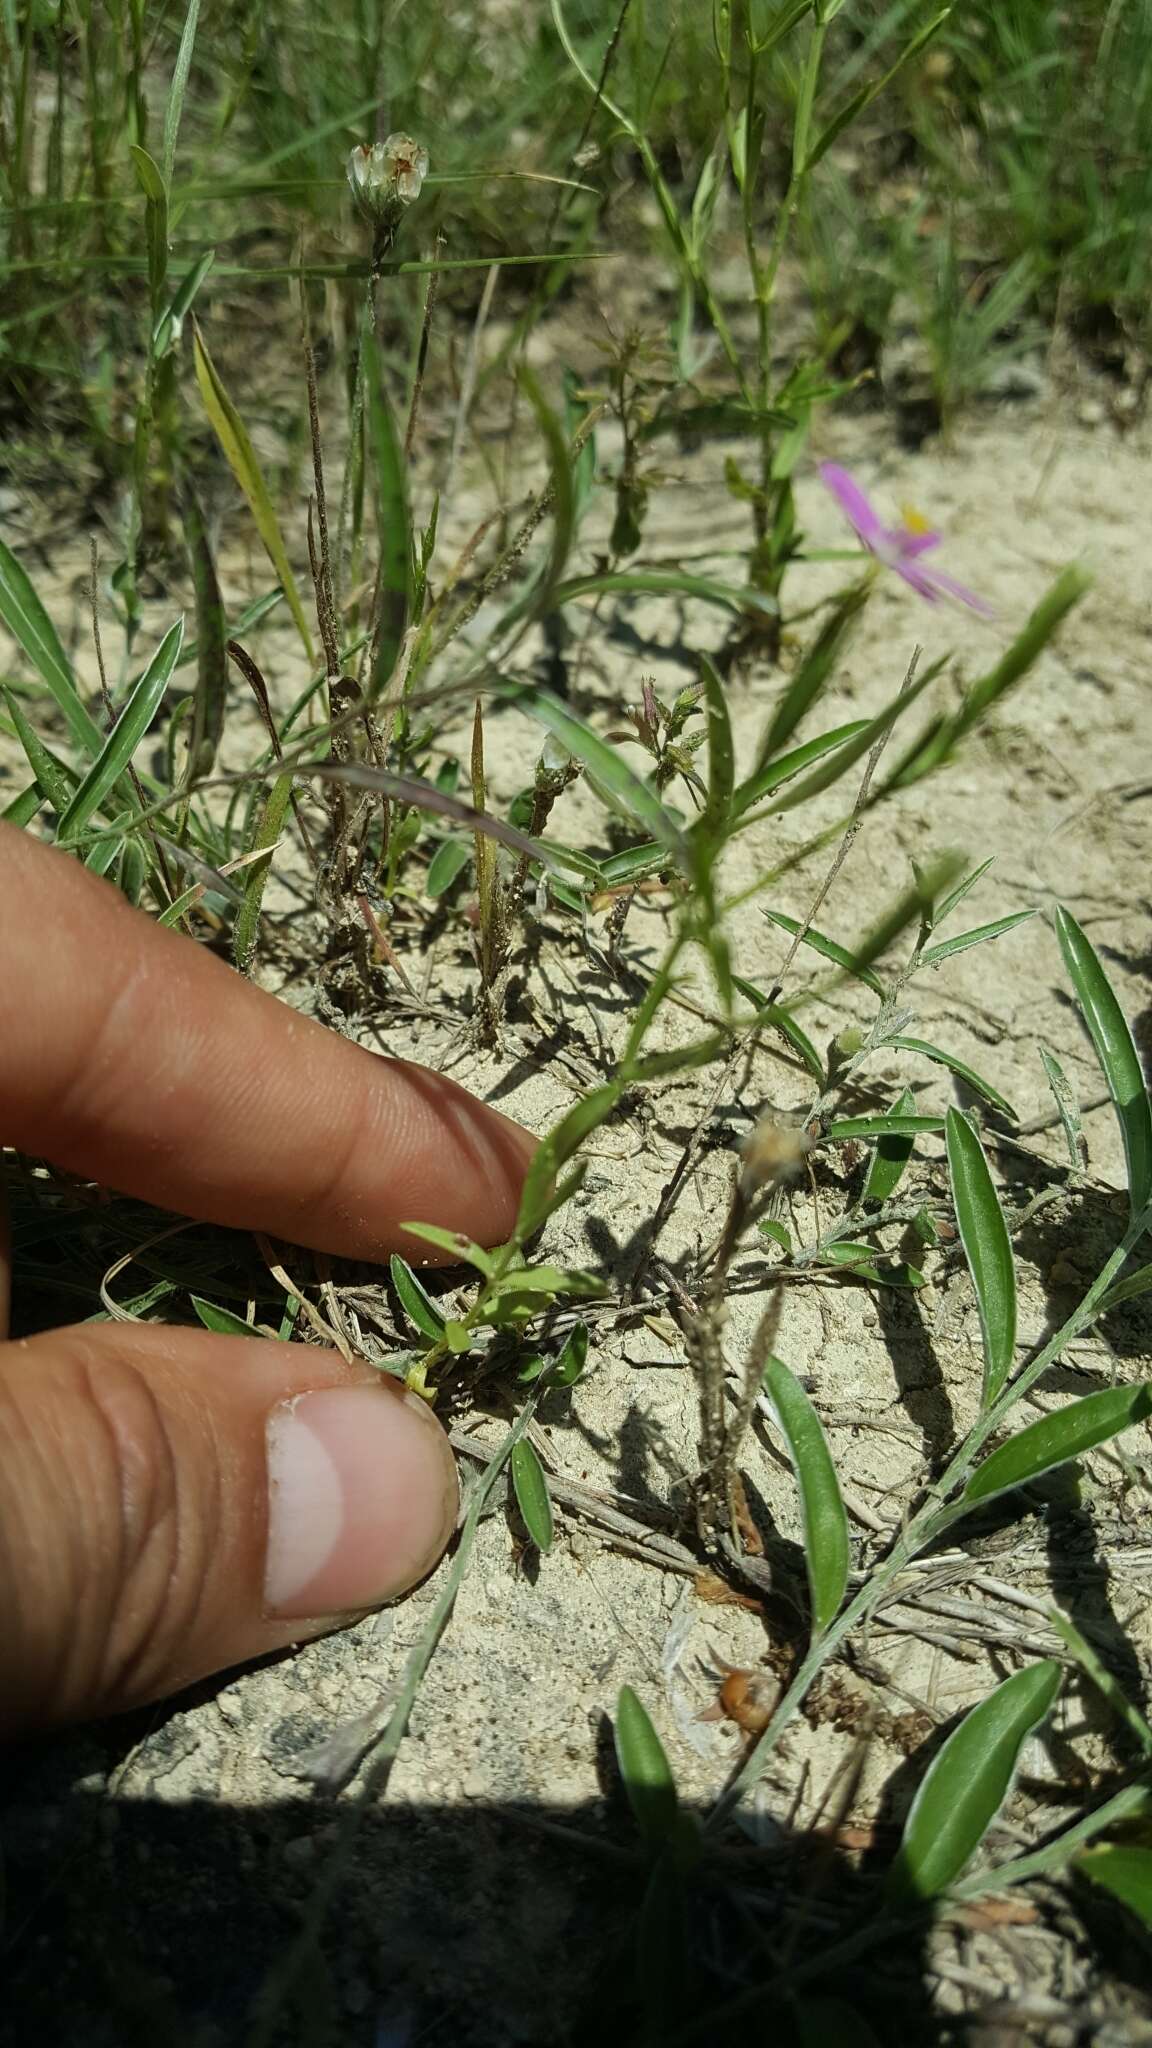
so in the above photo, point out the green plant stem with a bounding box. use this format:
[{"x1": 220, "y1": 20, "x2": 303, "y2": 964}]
[{"x1": 708, "y1": 1197, "x2": 1152, "y2": 1827}]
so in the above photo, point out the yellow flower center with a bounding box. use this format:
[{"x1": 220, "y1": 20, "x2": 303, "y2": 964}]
[{"x1": 900, "y1": 503, "x2": 933, "y2": 535}]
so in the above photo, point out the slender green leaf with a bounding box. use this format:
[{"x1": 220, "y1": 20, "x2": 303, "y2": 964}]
[
  {"x1": 932, "y1": 858, "x2": 995, "y2": 932},
  {"x1": 549, "y1": 569, "x2": 778, "y2": 619},
  {"x1": 398, "y1": 1224, "x2": 497, "y2": 1276},
  {"x1": 389, "y1": 1255, "x2": 447, "y2": 1342},
  {"x1": 1100, "y1": 1264, "x2": 1152, "y2": 1312},
  {"x1": 733, "y1": 974, "x2": 825, "y2": 1082},
  {"x1": 946, "y1": 1108, "x2": 1016, "y2": 1405},
  {"x1": 152, "y1": 246, "x2": 215, "y2": 358},
  {"x1": 1050, "y1": 1610, "x2": 1152, "y2": 1756},
  {"x1": 758, "y1": 1218, "x2": 792, "y2": 1254},
  {"x1": 1040, "y1": 1045, "x2": 1085, "y2": 1172},
  {"x1": 509, "y1": 687, "x2": 687, "y2": 863},
  {"x1": 614, "y1": 1686, "x2": 679, "y2": 1850},
  {"x1": 1056, "y1": 906, "x2": 1152, "y2": 1215},
  {"x1": 697, "y1": 653, "x2": 734, "y2": 843},
  {"x1": 504, "y1": 367, "x2": 575, "y2": 628},
  {"x1": 181, "y1": 479, "x2": 227, "y2": 779},
  {"x1": 2, "y1": 783, "x2": 44, "y2": 827},
  {"x1": 762, "y1": 908, "x2": 884, "y2": 993},
  {"x1": 56, "y1": 619, "x2": 184, "y2": 841},
  {"x1": 763, "y1": 654, "x2": 944, "y2": 818},
  {"x1": 963, "y1": 1383, "x2": 1152, "y2": 1507},
  {"x1": 232, "y1": 768, "x2": 293, "y2": 971},
  {"x1": 1077, "y1": 1846, "x2": 1152, "y2": 1929},
  {"x1": 191, "y1": 1296, "x2": 261, "y2": 1338},
  {"x1": 192, "y1": 319, "x2": 314, "y2": 659},
  {"x1": 762, "y1": 1355, "x2": 849, "y2": 1636},
  {"x1": 919, "y1": 911, "x2": 1037, "y2": 969},
  {"x1": 862, "y1": 1088, "x2": 916, "y2": 1204},
  {"x1": 888, "y1": 1662, "x2": 1062, "y2": 1901},
  {"x1": 827, "y1": 1114, "x2": 944, "y2": 1140},
  {"x1": 750, "y1": 582, "x2": 870, "y2": 767},
  {"x1": 805, "y1": 9, "x2": 948, "y2": 170},
  {"x1": 161, "y1": 0, "x2": 201, "y2": 189},
  {"x1": 510, "y1": 1439, "x2": 555, "y2": 1552},
  {"x1": 130, "y1": 143, "x2": 168, "y2": 305},
  {"x1": 2, "y1": 686, "x2": 75, "y2": 814},
  {"x1": 369, "y1": 362, "x2": 411, "y2": 692},
  {"x1": 0, "y1": 535, "x2": 104, "y2": 757},
  {"x1": 732, "y1": 720, "x2": 869, "y2": 821},
  {"x1": 425, "y1": 837, "x2": 472, "y2": 897},
  {"x1": 516, "y1": 1083, "x2": 620, "y2": 1241},
  {"x1": 892, "y1": 1036, "x2": 1016, "y2": 1123}
]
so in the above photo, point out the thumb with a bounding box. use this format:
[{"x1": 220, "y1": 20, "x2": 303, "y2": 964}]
[{"x1": 0, "y1": 1324, "x2": 458, "y2": 1736}]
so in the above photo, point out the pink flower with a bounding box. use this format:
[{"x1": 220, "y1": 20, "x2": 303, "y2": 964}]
[{"x1": 819, "y1": 463, "x2": 993, "y2": 616}]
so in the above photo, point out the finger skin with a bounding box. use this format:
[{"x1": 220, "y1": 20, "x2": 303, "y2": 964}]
[
  {"x1": 0, "y1": 1324, "x2": 458, "y2": 1735},
  {"x1": 0, "y1": 822, "x2": 534, "y2": 1262}
]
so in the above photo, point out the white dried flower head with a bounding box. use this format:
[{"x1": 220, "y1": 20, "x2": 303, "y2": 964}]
[
  {"x1": 739, "y1": 1118, "x2": 811, "y2": 1196},
  {"x1": 346, "y1": 134, "x2": 430, "y2": 224}
]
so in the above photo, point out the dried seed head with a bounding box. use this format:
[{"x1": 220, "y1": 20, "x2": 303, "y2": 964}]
[
  {"x1": 347, "y1": 134, "x2": 430, "y2": 225},
  {"x1": 739, "y1": 1117, "x2": 811, "y2": 1196}
]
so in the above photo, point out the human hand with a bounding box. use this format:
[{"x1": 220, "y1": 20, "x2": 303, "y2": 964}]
[{"x1": 0, "y1": 822, "x2": 535, "y2": 1736}]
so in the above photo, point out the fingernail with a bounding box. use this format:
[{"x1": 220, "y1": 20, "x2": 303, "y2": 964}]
[{"x1": 264, "y1": 1385, "x2": 458, "y2": 1618}]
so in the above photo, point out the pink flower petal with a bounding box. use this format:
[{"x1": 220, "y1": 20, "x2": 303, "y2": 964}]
[
  {"x1": 914, "y1": 562, "x2": 995, "y2": 617},
  {"x1": 898, "y1": 529, "x2": 941, "y2": 559},
  {"x1": 819, "y1": 463, "x2": 885, "y2": 549}
]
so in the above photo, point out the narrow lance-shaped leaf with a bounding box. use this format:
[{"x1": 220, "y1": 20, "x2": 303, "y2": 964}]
[
  {"x1": 389, "y1": 1254, "x2": 447, "y2": 1342},
  {"x1": 919, "y1": 910, "x2": 1037, "y2": 970},
  {"x1": 890, "y1": 1036, "x2": 1016, "y2": 1124},
  {"x1": 55, "y1": 618, "x2": 184, "y2": 842},
  {"x1": 1056, "y1": 906, "x2": 1152, "y2": 1217},
  {"x1": 946, "y1": 1107, "x2": 1016, "y2": 1406},
  {"x1": 1040, "y1": 1045, "x2": 1085, "y2": 1173},
  {"x1": 510, "y1": 1439, "x2": 554, "y2": 1553},
  {"x1": 861, "y1": 1088, "x2": 917, "y2": 1205},
  {"x1": 2, "y1": 686, "x2": 76, "y2": 816},
  {"x1": 191, "y1": 1297, "x2": 261, "y2": 1339},
  {"x1": 499, "y1": 367, "x2": 575, "y2": 631},
  {"x1": 1050, "y1": 1609, "x2": 1152, "y2": 1757},
  {"x1": 0, "y1": 534, "x2": 104, "y2": 758},
  {"x1": 614, "y1": 1686, "x2": 679, "y2": 1850},
  {"x1": 732, "y1": 974, "x2": 825, "y2": 1083},
  {"x1": 827, "y1": 1114, "x2": 945, "y2": 1141},
  {"x1": 931, "y1": 857, "x2": 995, "y2": 932},
  {"x1": 192, "y1": 319, "x2": 315, "y2": 660},
  {"x1": 762, "y1": 1356, "x2": 849, "y2": 1636},
  {"x1": 425, "y1": 837, "x2": 472, "y2": 897},
  {"x1": 887, "y1": 1661, "x2": 1062, "y2": 1902},
  {"x1": 963, "y1": 1383, "x2": 1152, "y2": 1508},
  {"x1": 747, "y1": 582, "x2": 869, "y2": 773},
  {"x1": 732, "y1": 719, "x2": 870, "y2": 822},
  {"x1": 515, "y1": 1081, "x2": 621, "y2": 1240},
  {"x1": 762, "y1": 907, "x2": 884, "y2": 994},
  {"x1": 547, "y1": 568, "x2": 778, "y2": 620}
]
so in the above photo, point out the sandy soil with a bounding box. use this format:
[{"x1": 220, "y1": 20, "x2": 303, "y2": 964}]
[{"x1": 2, "y1": 378, "x2": 1151, "y2": 2044}]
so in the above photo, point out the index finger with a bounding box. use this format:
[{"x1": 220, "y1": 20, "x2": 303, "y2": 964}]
[{"x1": 0, "y1": 823, "x2": 535, "y2": 1263}]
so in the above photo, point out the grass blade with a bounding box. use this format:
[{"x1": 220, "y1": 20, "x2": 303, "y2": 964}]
[
  {"x1": 697, "y1": 653, "x2": 734, "y2": 844},
  {"x1": 762, "y1": 1355, "x2": 849, "y2": 1637},
  {"x1": 55, "y1": 618, "x2": 184, "y2": 841},
  {"x1": 732, "y1": 975, "x2": 825, "y2": 1082},
  {"x1": 161, "y1": 0, "x2": 201, "y2": 190},
  {"x1": 510, "y1": 1439, "x2": 554, "y2": 1553},
  {"x1": 614, "y1": 1686, "x2": 679, "y2": 1850},
  {"x1": 751, "y1": 581, "x2": 869, "y2": 766},
  {"x1": 510, "y1": 687, "x2": 688, "y2": 864},
  {"x1": 181, "y1": 479, "x2": 227, "y2": 779},
  {"x1": 2, "y1": 686, "x2": 77, "y2": 815},
  {"x1": 516, "y1": 1081, "x2": 620, "y2": 1240},
  {"x1": 0, "y1": 535, "x2": 103, "y2": 757},
  {"x1": 963, "y1": 1383, "x2": 1152, "y2": 1507},
  {"x1": 892, "y1": 1036, "x2": 1016, "y2": 1123},
  {"x1": 1050, "y1": 1609, "x2": 1152, "y2": 1757},
  {"x1": 549, "y1": 569, "x2": 778, "y2": 620},
  {"x1": 232, "y1": 768, "x2": 293, "y2": 972},
  {"x1": 918, "y1": 911, "x2": 1037, "y2": 969},
  {"x1": 369, "y1": 361, "x2": 412, "y2": 693},
  {"x1": 946, "y1": 1108, "x2": 1016, "y2": 1406},
  {"x1": 1040, "y1": 1045, "x2": 1085, "y2": 1172},
  {"x1": 762, "y1": 655, "x2": 943, "y2": 819},
  {"x1": 389, "y1": 1254, "x2": 447, "y2": 1342},
  {"x1": 932, "y1": 857, "x2": 995, "y2": 932},
  {"x1": 887, "y1": 1662, "x2": 1062, "y2": 1901},
  {"x1": 192, "y1": 319, "x2": 314, "y2": 660},
  {"x1": 1055, "y1": 906, "x2": 1152, "y2": 1216}
]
